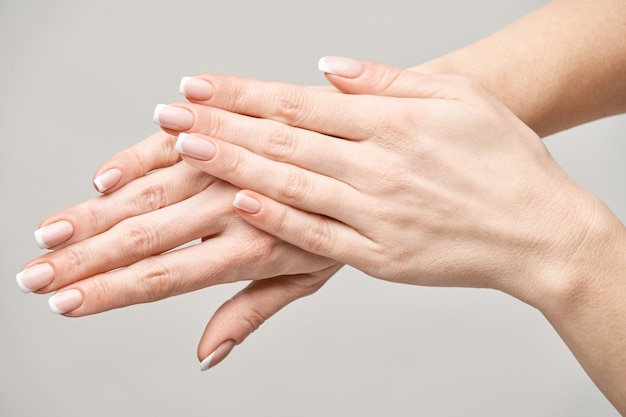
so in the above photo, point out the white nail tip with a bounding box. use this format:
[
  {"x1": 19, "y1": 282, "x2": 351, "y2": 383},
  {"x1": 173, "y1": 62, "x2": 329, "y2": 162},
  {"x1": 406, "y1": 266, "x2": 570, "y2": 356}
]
[
  {"x1": 232, "y1": 193, "x2": 245, "y2": 209},
  {"x1": 179, "y1": 76, "x2": 191, "y2": 96},
  {"x1": 48, "y1": 294, "x2": 64, "y2": 314},
  {"x1": 200, "y1": 352, "x2": 214, "y2": 372},
  {"x1": 317, "y1": 57, "x2": 333, "y2": 74},
  {"x1": 34, "y1": 229, "x2": 48, "y2": 249},
  {"x1": 153, "y1": 104, "x2": 166, "y2": 125},
  {"x1": 175, "y1": 133, "x2": 188, "y2": 154},
  {"x1": 15, "y1": 271, "x2": 32, "y2": 294},
  {"x1": 93, "y1": 176, "x2": 106, "y2": 193}
]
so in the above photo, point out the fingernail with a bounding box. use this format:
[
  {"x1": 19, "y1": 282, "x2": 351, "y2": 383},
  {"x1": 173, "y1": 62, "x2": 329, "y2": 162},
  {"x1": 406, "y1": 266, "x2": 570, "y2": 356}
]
[
  {"x1": 153, "y1": 104, "x2": 194, "y2": 130},
  {"x1": 318, "y1": 56, "x2": 364, "y2": 78},
  {"x1": 175, "y1": 133, "x2": 216, "y2": 160},
  {"x1": 34, "y1": 220, "x2": 74, "y2": 249},
  {"x1": 233, "y1": 192, "x2": 261, "y2": 214},
  {"x1": 179, "y1": 77, "x2": 214, "y2": 101},
  {"x1": 48, "y1": 289, "x2": 83, "y2": 314},
  {"x1": 200, "y1": 340, "x2": 236, "y2": 371},
  {"x1": 93, "y1": 168, "x2": 122, "y2": 193},
  {"x1": 16, "y1": 263, "x2": 55, "y2": 293}
]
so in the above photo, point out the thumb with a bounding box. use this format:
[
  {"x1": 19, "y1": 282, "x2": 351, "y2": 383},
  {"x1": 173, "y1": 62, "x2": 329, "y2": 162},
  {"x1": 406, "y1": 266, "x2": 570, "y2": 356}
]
[
  {"x1": 318, "y1": 56, "x2": 461, "y2": 99},
  {"x1": 196, "y1": 267, "x2": 339, "y2": 371}
]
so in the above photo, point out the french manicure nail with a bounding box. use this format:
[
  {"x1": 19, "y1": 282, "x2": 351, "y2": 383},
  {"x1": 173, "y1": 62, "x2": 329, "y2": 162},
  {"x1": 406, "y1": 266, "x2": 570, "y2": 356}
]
[
  {"x1": 200, "y1": 340, "x2": 236, "y2": 371},
  {"x1": 175, "y1": 133, "x2": 216, "y2": 160},
  {"x1": 93, "y1": 168, "x2": 122, "y2": 193},
  {"x1": 153, "y1": 104, "x2": 194, "y2": 130},
  {"x1": 233, "y1": 192, "x2": 261, "y2": 214},
  {"x1": 16, "y1": 263, "x2": 55, "y2": 293},
  {"x1": 179, "y1": 77, "x2": 214, "y2": 101},
  {"x1": 318, "y1": 56, "x2": 364, "y2": 78},
  {"x1": 34, "y1": 220, "x2": 74, "y2": 249},
  {"x1": 48, "y1": 289, "x2": 83, "y2": 314}
]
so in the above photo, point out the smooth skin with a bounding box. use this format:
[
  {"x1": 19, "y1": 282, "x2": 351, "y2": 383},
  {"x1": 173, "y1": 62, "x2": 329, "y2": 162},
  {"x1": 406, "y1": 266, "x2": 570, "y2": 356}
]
[
  {"x1": 170, "y1": 67, "x2": 626, "y2": 409},
  {"x1": 18, "y1": 0, "x2": 626, "y2": 403}
]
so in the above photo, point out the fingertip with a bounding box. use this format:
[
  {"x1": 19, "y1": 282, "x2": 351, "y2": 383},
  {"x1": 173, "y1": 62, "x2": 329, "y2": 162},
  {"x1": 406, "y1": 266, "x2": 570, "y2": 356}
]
[
  {"x1": 179, "y1": 76, "x2": 191, "y2": 96},
  {"x1": 152, "y1": 104, "x2": 167, "y2": 125},
  {"x1": 233, "y1": 192, "x2": 262, "y2": 214},
  {"x1": 199, "y1": 339, "x2": 236, "y2": 372},
  {"x1": 34, "y1": 220, "x2": 74, "y2": 249},
  {"x1": 317, "y1": 56, "x2": 364, "y2": 78},
  {"x1": 93, "y1": 168, "x2": 122, "y2": 193}
]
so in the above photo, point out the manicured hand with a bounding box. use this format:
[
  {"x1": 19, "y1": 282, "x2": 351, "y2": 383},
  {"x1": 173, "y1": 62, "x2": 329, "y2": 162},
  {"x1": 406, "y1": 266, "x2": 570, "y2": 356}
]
[
  {"x1": 166, "y1": 58, "x2": 610, "y2": 311},
  {"x1": 17, "y1": 131, "x2": 339, "y2": 368}
]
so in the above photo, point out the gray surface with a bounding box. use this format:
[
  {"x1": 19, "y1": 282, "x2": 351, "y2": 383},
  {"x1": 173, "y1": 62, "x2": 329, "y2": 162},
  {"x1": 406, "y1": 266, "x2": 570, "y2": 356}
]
[{"x1": 1, "y1": 1, "x2": 624, "y2": 416}]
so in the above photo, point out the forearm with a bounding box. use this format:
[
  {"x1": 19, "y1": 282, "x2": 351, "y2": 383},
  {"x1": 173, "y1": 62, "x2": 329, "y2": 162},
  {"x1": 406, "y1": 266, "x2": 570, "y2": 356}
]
[{"x1": 412, "y1": 0, "x2": 626, "y2": 137}]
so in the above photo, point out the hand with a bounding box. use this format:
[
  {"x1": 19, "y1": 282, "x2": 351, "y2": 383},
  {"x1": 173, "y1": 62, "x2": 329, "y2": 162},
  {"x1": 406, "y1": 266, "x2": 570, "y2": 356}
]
[
  {"x1": 164, "y1": 60, "x2": 616, "y2": 312},
  {"x1": 18, "y1": 131, "x2": 339, "y2": 368},
  {"x1": 168, "y1": 58, "x2": 626, "y2": 410},
  {"x1": 18, "y1": 59, "x2": 429, "y2": 369}
]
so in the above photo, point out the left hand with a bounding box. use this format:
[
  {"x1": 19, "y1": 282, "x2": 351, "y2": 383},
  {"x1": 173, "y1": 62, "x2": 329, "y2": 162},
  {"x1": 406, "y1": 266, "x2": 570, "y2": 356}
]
[
  {"x1": 18, "y1": 131, "x2": 339, "y2": 368},
  {"x1": 165, "y1": 68, "x2": 610, "y2": 311}
]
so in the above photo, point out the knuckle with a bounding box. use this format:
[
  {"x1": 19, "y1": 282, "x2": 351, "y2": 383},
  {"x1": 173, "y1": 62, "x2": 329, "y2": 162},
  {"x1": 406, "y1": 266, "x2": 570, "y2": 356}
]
[
  {"x1": 159, "y1": 133, "x2": 179, "y2": 160},
  {"x1": 139, "y1": 258, "x2": 178, "y2": 301},
  {"x1": 277, "y1": 170, "x2": 310, "y2": 204},
  {"x1": 62, "y1": 245, "x2": 88, "y2": 277},
  {"x1": 274, "y1": 85, "x2": 308, "y2": 125},
  {"x1": 221, "y1": 146, "x2": 247, "y2": 178},
  {"x1": 270, "y1": 204, "x2": 291, "y2": 237},
  {"x1": 370, "y1": 111, "x2": 411, "y2": 150},
  {"x1": 199, "y1": 109, "x2": 229, "y2": 139},
  {"x1": 369, "y1": 163, "x2": 405, "y2": 191},
  {"x1": 82, "y1": 202, "x2": 106, "y2": 233},
  {"x1": 136, "y1": 182, "x2": 167, "y2": 212},
  {"x1": 263, "y1": 126, "x2": 296, "y2": 161},
  {"x1": 241, "y1": 307, "x2": 268, "y2": 334},
  {"x1": 88, "y1": 274, "x2": 116, "y2": 306},
  {"x1": 122, "y1": 222, "x2": 157, "y2": 260},
  {"x1": 243, "y1": 232, "x2": 280, "y2": 263},
  {"x1": 286, "y1": 274, "x2": 328, "y2": 298},
  {"x1": 367, "y1": 241, "x2": 407, "y2": 280},
  {"x1": 126, "y1": 146, "x2": 149, "y2": 175},
  {"x1": 300, "y1": 219, "x2": 332, "y2": 254},
  {"x1": 373, "y1": 66, "x2": 404, "y2": 95}
]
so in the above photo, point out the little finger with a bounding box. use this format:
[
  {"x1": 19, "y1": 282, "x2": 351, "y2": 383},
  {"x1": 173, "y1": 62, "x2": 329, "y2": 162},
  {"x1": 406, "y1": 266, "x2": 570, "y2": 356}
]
[{"x1": 93, "y1": 131, "x2": 181, "y2": 194}]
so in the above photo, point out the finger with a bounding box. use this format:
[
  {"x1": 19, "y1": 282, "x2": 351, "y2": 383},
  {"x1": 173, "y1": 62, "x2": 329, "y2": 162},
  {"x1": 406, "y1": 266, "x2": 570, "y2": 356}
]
[
  {"x1": 178, "y1": 73, "x2": 392, "y2": 140},
  {"x1": 232, "y1": 190, "x2": 374, "y2": 267},
  {"x1": 178, "y1": 133, "x2": 366, "y2": 226},
  {"x1": 25, "y1": 176, "x2": 232, "y2": 294},
  {"x1": 32, "y1": 162, "x2": 213, "y2": 250},
  {"x1": 318, "y1": 56, "x2": 471, "y2": 99},
  {"x1": 92, "y1": 131, "x2": 181, "y2": 194},
  {"x1": 48, "y1": 230, "x2": 336, "y2": 317},
  {"x1": 155, "y1": 101, "x2": 361, "y2": 183},
  {"x1": 196, "y1": 266, "x2": 340, "y2": 370}
]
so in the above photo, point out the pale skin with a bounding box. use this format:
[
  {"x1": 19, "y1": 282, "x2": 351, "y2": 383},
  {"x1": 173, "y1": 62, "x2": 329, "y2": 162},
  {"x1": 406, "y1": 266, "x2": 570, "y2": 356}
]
[{"x1": 17, "y1": 0, "x2": 626, "y2": 408}]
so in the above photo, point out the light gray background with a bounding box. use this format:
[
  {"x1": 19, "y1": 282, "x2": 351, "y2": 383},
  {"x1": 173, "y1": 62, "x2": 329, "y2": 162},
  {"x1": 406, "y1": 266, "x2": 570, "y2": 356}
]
[{"x1": 1, "y1": 1, "x2": 624, "y2": 416}]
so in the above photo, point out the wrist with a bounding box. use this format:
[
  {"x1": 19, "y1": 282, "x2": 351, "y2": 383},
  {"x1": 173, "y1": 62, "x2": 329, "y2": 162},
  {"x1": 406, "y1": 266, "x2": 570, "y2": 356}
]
[{"x1": 524, "y1": 188, "x2": 626, "y2": 320}]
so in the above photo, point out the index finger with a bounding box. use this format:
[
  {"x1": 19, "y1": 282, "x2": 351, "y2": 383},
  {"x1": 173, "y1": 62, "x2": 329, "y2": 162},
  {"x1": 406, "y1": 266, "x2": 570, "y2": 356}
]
[{"x1": 183, "y1": 73, "x2": 389, "y2": 141}]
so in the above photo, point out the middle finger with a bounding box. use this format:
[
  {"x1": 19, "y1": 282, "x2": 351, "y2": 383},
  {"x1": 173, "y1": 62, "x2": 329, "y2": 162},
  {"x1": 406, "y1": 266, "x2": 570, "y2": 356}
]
[{"x1": 155, "y1": 102, "x2": 363, "y2": 185}]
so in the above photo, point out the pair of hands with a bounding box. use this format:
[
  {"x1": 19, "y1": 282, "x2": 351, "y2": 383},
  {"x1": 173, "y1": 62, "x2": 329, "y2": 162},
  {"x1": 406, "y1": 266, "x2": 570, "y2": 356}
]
[{"x1": 18, "y1": 58, "x2": 600, "y2": 369}]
